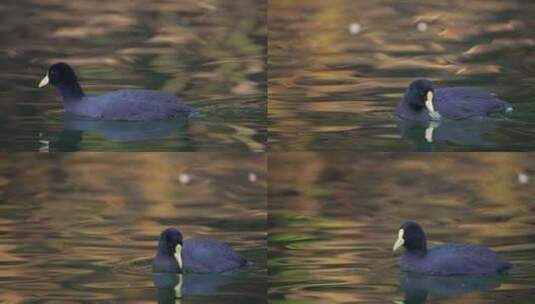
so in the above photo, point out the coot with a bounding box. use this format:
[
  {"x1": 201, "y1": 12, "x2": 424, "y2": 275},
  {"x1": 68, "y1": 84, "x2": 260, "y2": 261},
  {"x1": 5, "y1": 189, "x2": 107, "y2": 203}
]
[
  {"x1": 152, "y1": 228, "x2": 248, "y2": 274},
  {"x1": 38, "y1": 62, "x2": 194, "y2": 121},
  {"x1": 393, "y1": 221, "x2": 511, "y2": 275},
  {"x1": 396, "y1": 79, "x2": 511, "y2": 121}
]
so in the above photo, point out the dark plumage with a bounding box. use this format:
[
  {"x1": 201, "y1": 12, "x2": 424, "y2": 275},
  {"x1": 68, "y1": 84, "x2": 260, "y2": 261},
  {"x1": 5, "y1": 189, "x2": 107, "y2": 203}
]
[
  {"x1": 63, "y1": 115, "x2": 188, "y2": 142},
  {"x1": 38, "y1": 62, "x2": 194, "y2": 121},
  {"x1": 393, "y1": 221, "x2": 511, "y2": 276},
  {"x1": 396, "y1": 79, "x2": 511, "y2": 121},
  {"x1": 152, "y1": 228, "x2": 248, "y2": 274}
]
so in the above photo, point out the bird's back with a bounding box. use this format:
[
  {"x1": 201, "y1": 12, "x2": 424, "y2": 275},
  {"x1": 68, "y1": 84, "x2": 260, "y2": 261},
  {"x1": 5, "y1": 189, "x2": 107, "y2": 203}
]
[
  {"x1": 82, "y1": 89, "x2": 192, "y2": 120},
  {"x1": 435, "y1": 87, "x2": 511, "y2": 120},
  {"x1": 182, "y1": 239, "x2": 247, "y2": 273},
  {"x1": 402, "y1": 244, "x2": 511, "y2": 275}
]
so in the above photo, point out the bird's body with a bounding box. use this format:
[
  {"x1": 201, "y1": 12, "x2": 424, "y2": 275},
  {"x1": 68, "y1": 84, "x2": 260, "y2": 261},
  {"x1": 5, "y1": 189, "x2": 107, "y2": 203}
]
[
  {"x1": 396, "y1": 80, "x2": 511, "y2": 122},
  {"x1": 393, "y1": 221, "x2": 511, "y2": 276},
  {"x1": 400, "y1": 243, "x2": 511, "y2": 275},
  {"x1": 39, "y1": 62, "x2": 194, "y2": 121},
  {"x1": 152, "y1": 228, "x2": 247, "y2": 274},
  {"x1": 65, "y1": 89, "x2": 193, "y2": 121},
  {"x1": 432, "y1": 87, "x2": 510, "y2": 120},
  {"x1": 182, "y1": 239, "x2": 248, "y2": 273}
]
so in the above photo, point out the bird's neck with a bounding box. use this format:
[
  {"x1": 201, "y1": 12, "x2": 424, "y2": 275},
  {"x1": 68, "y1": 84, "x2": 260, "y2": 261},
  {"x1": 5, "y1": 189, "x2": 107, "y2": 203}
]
[
  {"x1": 406, "y1": 247, "x2": 427, "y2": 258},
  {"x1": 157, "y1": 247, "x2": 174, "y2": 257},
  {"x1": 403, "y1": 96, "x2": 424, "y2": 112},
  {"x1": 157, "y1": 238, "x2": 178, "y2": 257},
  {"x1": 58, "y1": 82, "x2": 85, "y2": 103},
  {"x1": 400, "y1": 89, "x2": 426, "y2": 112}
]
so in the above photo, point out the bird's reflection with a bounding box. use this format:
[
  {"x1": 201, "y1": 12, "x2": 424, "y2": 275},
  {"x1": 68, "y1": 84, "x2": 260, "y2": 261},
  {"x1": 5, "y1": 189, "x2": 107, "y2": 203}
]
[
  {"x1": 63, "y1": 113, "x2": 190, "y2": 142},
  {"x1": 45, "y1": 113, "x2": 192, "y2": 151},
  {"x1": 397, "y1": 118, "x2": 498, "y2": 151},
  {"x1": 153, "y1": 272, "x2": 237, "y2": 303},
  {"x1": 153, "y1": 274, "x2": 184, "y2": 304},
  {"x1": 399, "y1": 272, "x2": 507, "y2": 304}
]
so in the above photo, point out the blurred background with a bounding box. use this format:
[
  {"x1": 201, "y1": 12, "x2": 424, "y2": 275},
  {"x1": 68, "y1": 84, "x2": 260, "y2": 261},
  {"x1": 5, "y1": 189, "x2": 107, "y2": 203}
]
[
  {"x1": 0, "y1": 153, "x2": 266, "y2": 303},
  {"x1": 269, "y1": 153, "x2": 535, "y2": 303},
  {"x1": 0, "y1": 0, "x2": 266, "y2": 151},
  {"x1": 269, "y1": 0, "x2": 535, "y2": 151}
]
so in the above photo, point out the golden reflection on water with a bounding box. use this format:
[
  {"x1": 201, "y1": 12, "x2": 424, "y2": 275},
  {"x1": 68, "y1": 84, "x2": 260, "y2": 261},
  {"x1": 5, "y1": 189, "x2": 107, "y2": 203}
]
[
  {"x1": 270, "y1": 153, "x2": 535, "y2": 303},
  {"x1": 269, "y1": 0, "x2": 535, "y2": 150},
  {"x1": 0, "y1": 153, "x2": 266, "y2": 303}
]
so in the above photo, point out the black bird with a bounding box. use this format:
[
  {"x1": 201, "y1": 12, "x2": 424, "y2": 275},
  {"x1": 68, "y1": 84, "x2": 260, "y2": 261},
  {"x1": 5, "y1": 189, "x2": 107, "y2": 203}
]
[
  {"x1": 393, "y1": 221, "x2": 511, "y2": 275},
  {"x1": 152, "y1": 228, "x2": 248, "y2": 274},
  {"x1": 396, "y1": 79, "x2": 511, "y2": 122},
  {"x1": 38, "y1": 62, "x2": 194, "y2": 121}
]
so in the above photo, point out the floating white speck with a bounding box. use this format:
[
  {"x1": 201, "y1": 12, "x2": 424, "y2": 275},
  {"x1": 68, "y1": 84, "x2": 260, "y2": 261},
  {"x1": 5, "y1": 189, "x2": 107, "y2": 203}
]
[
  {"x1": 349, "y1": 22, "x2": 361, "y2": 35},
  {"x1": 518, "y1": 172, "x2": 529, "y2": 184},
  {"x1": 417, "y1": 22, "x2": 428, "y2": 32},
  {"x1": 179, "y1": 173, "x2": 191, "y2": 185},
  {"x1": 248, "y1": 172, "x2": 257, "y2": 183}
]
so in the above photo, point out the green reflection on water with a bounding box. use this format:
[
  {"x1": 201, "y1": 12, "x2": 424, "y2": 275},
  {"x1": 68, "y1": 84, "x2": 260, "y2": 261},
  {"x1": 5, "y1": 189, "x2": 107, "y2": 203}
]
[
  {"x1": 0, "y1": 153, "x2": 267, "y2": 303},
  {"x1": 269, "y1": 152, "x2": 535, "y2": 303},
  {"x1": 0, "y1": 0, "x2": 266, "y2": 151}
]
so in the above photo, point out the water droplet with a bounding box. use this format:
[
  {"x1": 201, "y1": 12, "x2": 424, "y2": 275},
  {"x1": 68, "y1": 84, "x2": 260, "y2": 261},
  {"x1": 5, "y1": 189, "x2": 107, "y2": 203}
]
[
  {"x1": 518, "y1": 172, "x2": 529, "y2": 184},
  {"x1": 417, "y1": 22, "x2": 428, "y2": 32},
  {"x1": 349, "y1": 22, "x2": 361, "y2": 35},
  {"x1": 179, "y1": 173, "x2": 192, "y2": 185}
]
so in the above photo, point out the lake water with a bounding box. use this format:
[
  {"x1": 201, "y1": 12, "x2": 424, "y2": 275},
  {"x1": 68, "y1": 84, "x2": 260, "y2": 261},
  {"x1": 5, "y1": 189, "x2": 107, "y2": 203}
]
[
  {"x1": 0, "y1": 0, "x2": 266, "y2": 152},
  {"x1": 0, "y1": 153, "x2": 267, "y2": 303},
  {"x1": 269, "y1": 0, "x2": 535, "y2": 151},
  {"x1": 269, "y1": 153, "x2": 535, "y2": 303}
]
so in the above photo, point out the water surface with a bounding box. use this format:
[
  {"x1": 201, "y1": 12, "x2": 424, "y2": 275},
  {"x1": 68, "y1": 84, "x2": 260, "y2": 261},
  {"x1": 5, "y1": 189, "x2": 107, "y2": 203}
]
[
  {"x1": 269, "y1": 0, "x2": 535, "y2": 151},
  {"x1": 269, "y1": 153, "x2": 535, "y2": 303},
  {"x1": 0, "y1": 0, "x2": 266, "y2": 151},
  {"x1": 0, "y1": 153, "x2": 266, "y2": 303}
]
